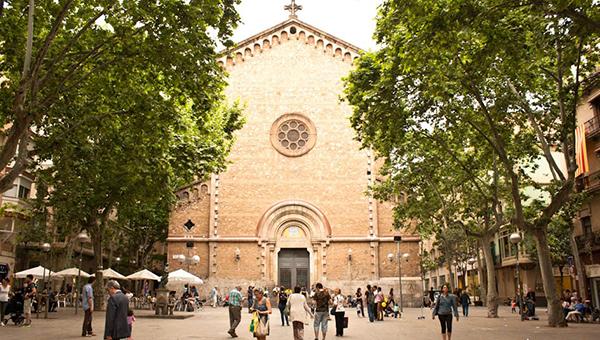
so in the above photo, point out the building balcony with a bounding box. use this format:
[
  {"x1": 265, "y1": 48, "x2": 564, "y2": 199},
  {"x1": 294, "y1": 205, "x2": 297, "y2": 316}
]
[
  {"x1": 576, "y1": 230, "x2": 600, "y2": 252},
  {"x1": 585, "y1": 115, "x2": 600, "y2": 139},
  {"x1": 576, "y1": 170, "x2": 600, "y2": 193}
]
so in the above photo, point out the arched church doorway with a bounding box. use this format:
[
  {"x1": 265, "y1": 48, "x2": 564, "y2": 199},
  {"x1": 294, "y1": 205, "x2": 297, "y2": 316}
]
[
  {"x1": 278, "y1": 248, "x2": 310, "y2": 289},
  {"x1": 256, "y1": 200, "x2": 332, "y2": 286}
]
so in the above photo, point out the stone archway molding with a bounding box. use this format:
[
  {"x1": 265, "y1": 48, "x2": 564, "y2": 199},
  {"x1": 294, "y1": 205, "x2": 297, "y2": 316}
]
[{"x1": 256, "y1": 200, "x2": 332, "y2": 241}]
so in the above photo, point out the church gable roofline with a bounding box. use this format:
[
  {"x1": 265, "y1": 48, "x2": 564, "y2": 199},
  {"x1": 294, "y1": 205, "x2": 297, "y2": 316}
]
[{"x1": 218, "y1": 18, "x2": 362, "y2": 68}]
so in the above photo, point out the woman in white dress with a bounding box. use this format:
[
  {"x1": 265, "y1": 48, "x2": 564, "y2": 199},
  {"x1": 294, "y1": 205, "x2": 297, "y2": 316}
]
[{"x1": 287, "y1": 286, "x2": 314, "y2": 340}]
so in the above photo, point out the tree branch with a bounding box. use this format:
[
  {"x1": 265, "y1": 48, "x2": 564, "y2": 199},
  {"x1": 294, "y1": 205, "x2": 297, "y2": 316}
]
[
  {"x1": 0, "y1": 130, "x2": 31, "y2": 193},
  {"x1": 30, "y1": 0, "x2": 75, "y2": 83},
  {"x1": 39, "y1": 1, "x2": 118, "y2": 88},
  {"x1": 506, "y1": 80, "x2": 566, "y2": 181}
]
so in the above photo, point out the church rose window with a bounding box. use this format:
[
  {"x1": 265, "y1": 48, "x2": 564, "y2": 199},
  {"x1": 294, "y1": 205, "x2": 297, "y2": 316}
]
[{"x1": 270, "y1": 113, "x2": 316, "y2": 157}]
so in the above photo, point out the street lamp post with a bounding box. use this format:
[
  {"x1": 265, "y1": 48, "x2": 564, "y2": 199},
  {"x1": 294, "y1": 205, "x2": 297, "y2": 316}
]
[
  {"x1": 467, "y1": 257, "x2": 476, "y2": 297},
  {"x1": 75, "y1": 230, "x2": 91, "y2": 315},
  {"x1": 509, "y1": 232, "x2": 523, "y2": 321},
  {"x1": 467, "y1": 257, "x2": 477, "y2": 293},
  {"x1": 173, "y1": 254, "x2": 200, "y2": 272},
  {"x1": 394, "y1": 236, "x2": 403, "y2": 313},
  {"x1": 38, "y1": 242, "x2": 51, "y2": 319}
]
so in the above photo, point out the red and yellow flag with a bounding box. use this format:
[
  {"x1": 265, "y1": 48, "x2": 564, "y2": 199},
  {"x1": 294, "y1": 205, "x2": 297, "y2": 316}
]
[{"x1": 575, "y1": 123, "x2": 589, "y2": 177}]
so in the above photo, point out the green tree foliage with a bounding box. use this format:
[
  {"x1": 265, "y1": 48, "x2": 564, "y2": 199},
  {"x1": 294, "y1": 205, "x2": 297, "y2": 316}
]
[
  {"x1": 1, "y1": 0, "x2": 243, "y2": 307},
  {"x1": 370, "y1": 125, "x2": 509, "y2": 317},
  {"x1": 344, "y1": 0, "x2": 598, "y2": 327},
  {"x1": 0, "y1": 0, "x2": 240, "y2": 193}
]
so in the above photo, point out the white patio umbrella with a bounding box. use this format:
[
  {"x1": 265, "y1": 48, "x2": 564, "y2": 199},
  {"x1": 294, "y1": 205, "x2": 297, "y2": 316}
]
[
  {"x1": 126, "y1": 269, "x2": 160, "y2": 281},
  {"x1": 54, "y1": 267, "x2": 91, "y2": 278},
  {"x1": 165, "y1": 269, "x2": 203, "y2": 290},
  {"x1": 91, "y1": 268, "x2": 126, "y2": 280},
  {"x1": 15, "y1": 265, "x2": 56, "y2": 279}
]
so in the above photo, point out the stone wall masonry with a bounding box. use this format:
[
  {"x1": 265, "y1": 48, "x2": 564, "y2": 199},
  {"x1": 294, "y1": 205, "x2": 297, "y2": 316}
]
[
  {"x1": 168, "y1": 22, "x2": 422, "y2": 303},
  {"x1": 325, "y1": 242, "x2": 372, "y2": 281},
  {"x1": 169, "y1": 184, "x2": 210, "y2": 238},
  {"x1": 168, "y1": 241, "x2": 210, "y2": 279},
  {"x1": 378, "y1": 241, "x2": 420, "y2": 278},
  {"x1": 219, "y1": 33, "x2": 369, "y2": 239}
]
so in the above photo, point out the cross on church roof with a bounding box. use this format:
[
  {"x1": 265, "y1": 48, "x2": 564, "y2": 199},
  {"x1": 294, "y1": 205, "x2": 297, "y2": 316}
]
[{"x1": 284, "y1": 0, "x2": 303, "y2": 19}]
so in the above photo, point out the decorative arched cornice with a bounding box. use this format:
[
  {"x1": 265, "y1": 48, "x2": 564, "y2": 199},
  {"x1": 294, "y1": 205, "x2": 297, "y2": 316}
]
[
  {"x1": 217, "y1": 18, "x2": 361, "y2": 69},
  {"x1": 256, "y1": 200, "x2": 332, "y2": 241}
]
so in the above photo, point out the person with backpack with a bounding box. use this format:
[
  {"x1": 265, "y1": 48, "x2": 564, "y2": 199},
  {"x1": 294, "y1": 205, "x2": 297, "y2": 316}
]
[
  {"x1": 312, "y1": 283, "x2": 331, "y2": 340},
  {"x1": 278, "y1": 287, "x2": 290, "y2": 326}
]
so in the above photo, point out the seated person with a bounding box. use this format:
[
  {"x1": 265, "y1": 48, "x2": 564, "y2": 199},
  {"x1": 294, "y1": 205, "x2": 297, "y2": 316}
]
[
  {"x1": 47, "y1": 289, "x2": 58, "y2": 312},
  {"x1": 591, "y1": 308, "x2": 600, "y2": 322},
  {"x1": 566, "y1": 299, "x2": 585, "y2": 322},
  {"x1": 562, "y1": 299, "x2": 571, "y2": 319}
]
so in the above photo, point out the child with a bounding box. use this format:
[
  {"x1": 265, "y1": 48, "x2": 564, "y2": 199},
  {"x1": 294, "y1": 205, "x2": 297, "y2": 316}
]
[
  {"x1": 393, "y1": 302, "x2": 400, "y2": 318},
  {"x1": 127, "y1": 308, "x2": 135, "y2": 339},
  {"x1": 511, "y1": 298, "x2": 516, "y2": 313}
]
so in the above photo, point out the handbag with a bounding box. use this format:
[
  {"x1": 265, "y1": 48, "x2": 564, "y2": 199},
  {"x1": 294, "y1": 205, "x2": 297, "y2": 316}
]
[
  {"x1": 255, "y1": 317, "x2": 270, "y2": 337},
  {"x1": 284, "y1": 303, "x2": 290, "y2": 316},
  {"x1": 330, "y1": 307, "x2": 336, "y2": 315},
  {"x1": 343, "y1": 316, "x2": 349, "y2": 328},
  {"x1": 249, "y1": 312, "x2": 259, "y2": 333}
]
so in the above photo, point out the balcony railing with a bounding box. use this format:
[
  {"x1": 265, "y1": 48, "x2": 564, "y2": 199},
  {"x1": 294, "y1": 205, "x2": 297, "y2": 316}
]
[
  {"x1": 576, "y1": 170, "x2": 600, "y2": 192},
  {"x1": 585, "y1": 115, "x2": 600, "y2": 138},
  {"x1": 575, "y1": 230, "x2": 600, "y2": 252}
]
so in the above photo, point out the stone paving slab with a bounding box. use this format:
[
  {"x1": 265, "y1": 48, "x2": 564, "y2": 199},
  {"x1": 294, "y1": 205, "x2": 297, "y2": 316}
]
[{"x1": 1, "y1": 306, "x2": 598, "y2": 339}]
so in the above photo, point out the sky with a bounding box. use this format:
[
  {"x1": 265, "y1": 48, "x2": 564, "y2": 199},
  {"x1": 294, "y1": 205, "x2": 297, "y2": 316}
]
[{"x1": 230, "y1": 0, "x2": 383, "y2": 51}]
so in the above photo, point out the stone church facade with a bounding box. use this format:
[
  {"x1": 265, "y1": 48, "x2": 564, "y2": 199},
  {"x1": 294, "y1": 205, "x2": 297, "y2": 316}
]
[{"x1": 167, "y1": 10, "x2": 422, "y2": 305}]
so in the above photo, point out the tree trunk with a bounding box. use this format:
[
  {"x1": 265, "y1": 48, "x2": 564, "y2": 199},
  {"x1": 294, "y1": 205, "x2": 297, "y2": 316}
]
[
  {"x1": 446, "y1": 259, "x2": 455, "y2": 292},
  {"x1": 570, "y1": 229, "x2": 587, "y2": 298},
  {"x1": 476, "y1": 244, "x2": 487, "y2": 306},
  {"x1": 481, "y1": 234, "x2": 499, "y2": 317},
  {"x1": 533, "y1": 227, "x2": 567, "y2": 327},
  {"x1": 91, "y1": 224, "x2": 105, "y2": 311},
  {"x1": 558, "y1": 265, "x2": 564, "y2": 293}
]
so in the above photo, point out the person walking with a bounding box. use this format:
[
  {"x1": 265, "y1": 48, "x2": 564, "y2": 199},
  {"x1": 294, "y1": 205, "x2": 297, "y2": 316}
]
[
  {"x1": 247, "y1": 286, "x2": 254, "y2": 313},
  {"x1": 432, "y1": 284, "x2": 459, "y2": 340},
  {"x1": 228, "y1": 286, "x2": 244, "y2": 338},
  {"x1": 429, "y1": 287, "x2": 435, "y2": 307},
  {"x1": 332, "y1": 288, "x2": 346, "y2": 337},
  {"x1": 0, "y1": 278, "x2": 10, "y2": 326},
  {"x1": 375, "y1": 287, "x2": 384, "y2": 321},
  {"x1": 278, "y1": 286, "x2": 290, "y2": 326},
  {"x1": 82, "y1": 276, "x2": 96, "y2": 337},
  {"x1": 211, "y1": 286, "x2": 219, "y2": 308},
  {"x1": 287, "y1": 286, "x2": 314, "y2": 340},
  {"x1": 365, "y1": 285, "x2": 375, "y2": 322},
  {"x1": 355, "y1": 288, "x2": 364, "y2": 318},
  {"x1": 127, "y1": 309, "x2": 135, "y2": 339},
  {"x1": 23, "y1": 274, "x2": 36, "y2": 327},
  {"x1": 388, "y1": 288, "x2": 395, "y2": 306},
  {"x1": 459, "y1": 290, "x2": 471, "y2": 317},
  {"x1": 104, "y1": 280, "x2": 129, "y2": 340},
  {"x1": 312, "y1": 283, "x2": 331, "y2": 340},
  {"x1": 251, "y1": 289, "x2": 272, "y2": 340}
]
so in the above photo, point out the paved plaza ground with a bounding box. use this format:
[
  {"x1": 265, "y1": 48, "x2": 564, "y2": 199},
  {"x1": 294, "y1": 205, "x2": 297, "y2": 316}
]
[{"x1": 1, "y1": 306, "x2": 598, "y2": 340}]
